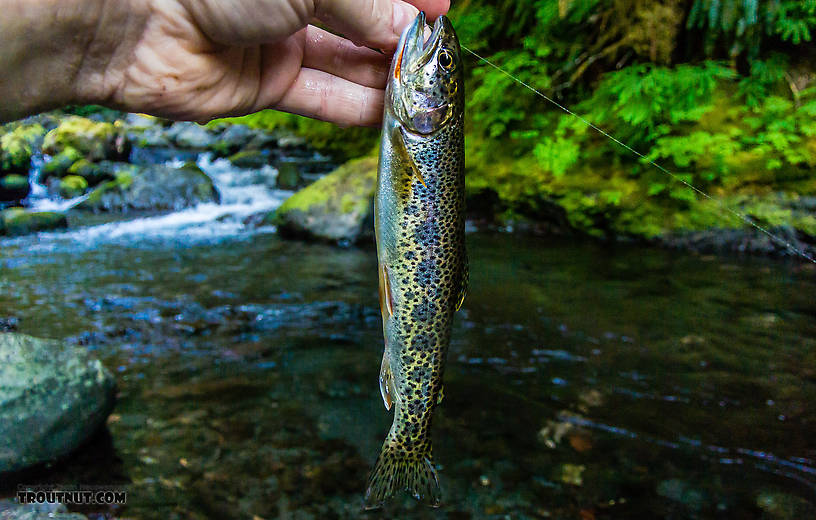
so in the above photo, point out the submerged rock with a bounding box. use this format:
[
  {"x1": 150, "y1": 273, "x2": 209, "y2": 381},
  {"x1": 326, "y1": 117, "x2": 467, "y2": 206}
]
[
  {"x1": 42, "y1": 116, "x2": 127, "y2": 161},
  {"x1": 0, "y1": 499, "x2": 88, "y2": 520},
  {"x1": 271, "y1": 156, "x2": 377, "y2": 244},
  {"x1": 0, "y1": 333, "x2": 116, "y2": 474},
  {"x1": 76, "y1": 163, "x2": 219, "y2": 213},
  {"x1": 0, "y1": 123, "x2": 46, "y2": 173},
  {"x1": 0, "y1": 208, "x2": 67, "y2": 236}
]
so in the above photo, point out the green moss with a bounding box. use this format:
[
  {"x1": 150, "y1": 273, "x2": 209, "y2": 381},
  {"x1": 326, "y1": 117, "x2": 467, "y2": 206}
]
[
  {"x1": 42, "y1": 116, "x2": 120, "y2": 160},
  {"x1": 0, "y1": 174, "x2": 29, "y2": 191},
  {"x1": 0, "y1": 123, "x2": 45, "y2": 173},
  {"x1": 79, "y1": 172, "x2": 134, "y2": 207},
  {"x1": 0, "y1": 208, "x2": 67, "y2": 236},
  {"x1": 275, "y1": 156, "x2": 377, "y2": 216},
  {"x1": 59, "y1": 175, "x2": 89, "y2": 198},
  {"x1": 42, "y1": 147, "x2": 83, "y2": 179}
]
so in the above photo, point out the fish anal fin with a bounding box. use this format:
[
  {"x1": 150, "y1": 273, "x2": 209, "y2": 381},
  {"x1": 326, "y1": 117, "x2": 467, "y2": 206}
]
[
  {"x1": 379, "y1": 352, "x2": 395, "y2": 411},
  {"x1": 393, "y1": 127, "x2": 427, "y2": 188}
]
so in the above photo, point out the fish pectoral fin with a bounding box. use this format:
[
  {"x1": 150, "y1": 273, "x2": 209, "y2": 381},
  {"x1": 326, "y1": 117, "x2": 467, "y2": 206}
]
[
  {"x1": 379, "y1": 352, "x2": 396, "y2": 411},
  {"x1": 393, "y1": 127, "x2": 427, "y2": 188},
  {"x1": 436, "y1": 385, "x2": 445, "y2": 405}
]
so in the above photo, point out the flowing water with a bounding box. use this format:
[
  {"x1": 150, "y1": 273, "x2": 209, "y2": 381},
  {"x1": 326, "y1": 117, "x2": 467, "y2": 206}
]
[{"x1": 1, "y1": 166, "x2": 815, "y2": 518}]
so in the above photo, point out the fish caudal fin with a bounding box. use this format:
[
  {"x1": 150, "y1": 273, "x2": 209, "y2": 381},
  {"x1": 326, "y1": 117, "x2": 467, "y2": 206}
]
[{"x1": 364, "y1": 444, "x2": 441, "y2": 509}]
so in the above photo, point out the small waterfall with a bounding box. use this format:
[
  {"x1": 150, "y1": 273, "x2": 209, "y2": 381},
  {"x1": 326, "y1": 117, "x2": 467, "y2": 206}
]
[{"x1": 24, "y1": 152, "x2": 90, "y2": 212}]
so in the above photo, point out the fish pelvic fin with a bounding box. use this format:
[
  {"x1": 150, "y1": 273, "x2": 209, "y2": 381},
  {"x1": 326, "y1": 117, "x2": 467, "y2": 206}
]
[
  {"x1": 364, "y1": 444, "x2": 441, "y2": 510},
  {"x1": 379, "y1": 352, "x2": 396, "y2": 410}
]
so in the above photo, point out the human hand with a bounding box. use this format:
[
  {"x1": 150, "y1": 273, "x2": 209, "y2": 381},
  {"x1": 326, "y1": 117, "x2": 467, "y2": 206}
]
[{"x1": 83, "y1": 0, "x2": 450, "y2": 125}]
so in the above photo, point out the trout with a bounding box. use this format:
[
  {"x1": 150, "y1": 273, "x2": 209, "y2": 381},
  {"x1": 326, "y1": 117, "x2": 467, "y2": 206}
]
[{"x1": 365, "y1": 12, "x2": 466, "y2": 508}]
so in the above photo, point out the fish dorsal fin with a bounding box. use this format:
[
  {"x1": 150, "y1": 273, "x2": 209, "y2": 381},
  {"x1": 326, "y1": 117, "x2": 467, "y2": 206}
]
[
  {"x1": 392, "y1": 126, "x2": 427, "y2": 188},
  {"x1": 379, "y1": 352, "x2": 396, "y2": 410}
]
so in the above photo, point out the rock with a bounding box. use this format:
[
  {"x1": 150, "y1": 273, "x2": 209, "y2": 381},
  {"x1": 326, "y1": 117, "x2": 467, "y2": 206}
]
[
  {"x1": 227, "y1": 150, "x2": 270, "y2": 169},
  {"x1": 0, "y1": 317, "x2": 18, "y2": 332},
  {"x1": 0, "y1": 208, "x2": 67, "y2": 236},
  {"x1": 0, "y1": 333, "x2": 116, "y2": 473},
  {"x1": 270, "y1": 156, "x2": 377, "y2": 244},
  {"x1": 0, "y1": 123, "x2": 46, "y2": 174},
  {"x1": 0, "y1": 123, "x2": 45, "y2": 173},
  {"x1": 166, "y1": 122, "x2": 216, "y2": 149},
  {"x1": 277, "y1": 134, "x2": 307, "y2": 149},
  {"x1": 66, "y1": 159, "x2": 115, "y2": 186},
  {"x1": 42, "y1": 116, "x2": 127, "y2": 161},
  {"x1": 124, "y1": 112, "x2": 162, "y2": 130},
  {"x1": 0, "y1": 499, "x2": 88, "y2": 520},
  {"x1": 210, "y1": 124, "x2": 258, "y2": 155},
  {"x1": 59, "y1": 175, "x2": 89, "y2": 198},
  {"x1": 274, "y1": 161, "x2": 301, "y2": 189},
  {"x1": 756, "y1": 491, "x2": 816, "y2": 520},
  {"x1": 41, "y1": 147, "x2": 83, "y2": 180},
  {"x1": 0, "y1": 174, "x2": 30, "y2": 202},
  {"x1": 76, "y1": 163, "x2": 219, "y2": 213},
  {"x1": 656, "y1": 479, "x2": 710, "y2": 512}
]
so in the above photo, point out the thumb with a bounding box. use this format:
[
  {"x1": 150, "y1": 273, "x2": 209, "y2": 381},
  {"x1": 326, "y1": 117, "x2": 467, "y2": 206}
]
[{"x1": 313, "y1": 0, "x2": 420, "y2": 51}]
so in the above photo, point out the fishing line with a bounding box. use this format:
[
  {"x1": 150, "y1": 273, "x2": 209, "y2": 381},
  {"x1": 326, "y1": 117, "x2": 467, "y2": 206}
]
[{"x1": 460, "y1": 44, "x2": 816, "y2": 265}]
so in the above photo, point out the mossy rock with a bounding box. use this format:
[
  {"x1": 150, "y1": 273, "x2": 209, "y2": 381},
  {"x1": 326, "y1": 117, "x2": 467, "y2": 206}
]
[
  {"x1": 59, "y1": 175, "x2": 89, "y2": 198},
  {"x1": 227, "y1": 149, "x2": 269, "y2": 169},
  {"x1": 42, "y1": 147, "x2": 84, "y2": 179},
  {"x1": 0, "y1": 207, "x2": 67, "y2": 236},
  {"x1": 76, "y1": 163, "x2": 219, "y2": 213},
  {"x1": 67, "y1": 158, "x2": 115, "y2": 186},
  {"x1": 42, "y1": 116, "x2": 127, "y2": 161},
  {"x1": 270, "y1": 156, "x2": 377, "y2": 244},
  {"x1": 0, "y1": 123, "x2": 45, "y2": 173},
  {"x1": 0, "y1": 174, "x2": 30, "y2": 202}
]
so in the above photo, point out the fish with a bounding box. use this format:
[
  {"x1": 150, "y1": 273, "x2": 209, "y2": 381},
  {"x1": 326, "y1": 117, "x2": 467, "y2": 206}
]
[{"x1": 364, "y1": 11, "x2": 467, "y2": 509}]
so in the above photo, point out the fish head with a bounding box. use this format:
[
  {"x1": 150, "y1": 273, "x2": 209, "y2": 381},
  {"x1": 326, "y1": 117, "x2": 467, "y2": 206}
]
[{"x1": 387, "y1": 12, "x2": 463, "y2": 135}]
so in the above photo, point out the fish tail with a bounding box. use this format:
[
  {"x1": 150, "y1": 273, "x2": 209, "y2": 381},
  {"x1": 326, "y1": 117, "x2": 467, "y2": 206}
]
[{"x1": 363, "y1": 442, "x2": 441, "y2": 509}]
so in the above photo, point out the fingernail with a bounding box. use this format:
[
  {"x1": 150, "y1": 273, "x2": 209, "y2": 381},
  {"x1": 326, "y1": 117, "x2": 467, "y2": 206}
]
[{"x1": 392, "y1": 2, "x2": 420, "y2": 36}]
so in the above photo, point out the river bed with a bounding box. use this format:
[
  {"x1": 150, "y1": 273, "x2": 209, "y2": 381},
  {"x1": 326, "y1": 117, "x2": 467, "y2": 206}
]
[{"x1": 0, "y1": 199, "x2": 814, "y2": 518}]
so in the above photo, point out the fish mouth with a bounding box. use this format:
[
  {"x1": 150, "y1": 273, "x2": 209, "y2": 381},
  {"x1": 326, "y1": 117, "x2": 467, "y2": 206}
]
[{"x1": 394, "y1": 13, "x2": 447, "y2": 80}]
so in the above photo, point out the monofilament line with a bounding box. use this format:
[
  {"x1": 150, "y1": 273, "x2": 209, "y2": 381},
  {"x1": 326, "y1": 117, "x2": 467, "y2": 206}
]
[{"x1": 461, "y1": 44, "x2": 816, "y2": 265}]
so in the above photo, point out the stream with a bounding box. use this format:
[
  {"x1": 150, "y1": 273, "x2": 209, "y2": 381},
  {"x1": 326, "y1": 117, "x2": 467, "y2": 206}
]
[{"x1": 1, "y1": 152, "x2": 815, "y2": 519}]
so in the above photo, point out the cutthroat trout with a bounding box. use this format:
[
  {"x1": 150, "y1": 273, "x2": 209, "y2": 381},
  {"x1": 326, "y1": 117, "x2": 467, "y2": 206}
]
[{"x1": 365, "y1": 12, "x2": 466, "y2": 508}]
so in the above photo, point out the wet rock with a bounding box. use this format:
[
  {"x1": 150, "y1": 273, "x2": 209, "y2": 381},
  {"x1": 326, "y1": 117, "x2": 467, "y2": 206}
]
[
  {"x1": 41, "y1": 147, "x2": 83, "y2": 180},
  {"x1": 42, "y1": 116, "x2": 127, "y2": 161},
  {"x1": 0, "y1": 333, "x2": 116, "y2": 473},
  {"x1": 166, "y1": 122, "x2": 216, "y2": 149},
  {"x1": 76, "y1": 163, "x2": 219, "y2": 213},
  {"x1": 66, "y1": 159, "x2": 115, "y2": 186},
  {"x1": 227, "y1": 150, "x2": 269, "y2": 169},
  {"x1": 0, "y1": 499, "x2": 88, "y2": 520},
  {"x1": 0, "y1": 123, "x2": 46, "y2": 173},
  {"x1": 59, "y1": 175, "x2": 89, "y2": 198},
  {"x1": 270, "y1": 156, "x2": 376, "y2": 244},
  {"x1": 274, "y1": 161, "x2": 301, "y2": 190},
  {"x1": 277, "y1": 134, "x2": 307, "y2": 149},
  {"x1": 0, "y1": 208, "x2": 67, "y2": 236},
  {"x1": 0, "y1": 174, "x2": 30, "y2": 202},
  {"x1": 755, "y1": 490, "x2": 816, "y2": 520},
  {"x1": 0, "y1": 317, "x2": 19, "y2": 331},
  {"x1": 211, "y1": 124, "x2": 260, "y2": 155}
]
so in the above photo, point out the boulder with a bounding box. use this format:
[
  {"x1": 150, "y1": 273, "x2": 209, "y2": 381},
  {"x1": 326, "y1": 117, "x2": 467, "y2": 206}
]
[
  {"x1": 0, "y1": 333, "x2": 116, "y2": 473},
  {"x1": 166, "y1": 121, "x2": 216, "y2": 149},
  {"x1": 0, "y1": 123, "x2": 46, "y2": 173},
  {"x1": 59, "y1": 175, "x2": 89, "y2": 198},
  {"x1": 76, "y1": 163, "x2": 219, "y2": 213},
  {"x1": 227, "y1": 149, "x2": 270, "y2": 169},
  {"x1": 271, "y1": 156, "x2": 377, "y2": 244},
  {"x1": 275, "y1": 161, "x2": 301, "y2": 189},
  {"x1": 66, "y1": 159, "x2": 115, "y2": 186},
  {"x1": 0, "y1": 208, "x2": 67, "y2": 236},
  {"x1": 0, "y1": 174, "x2": 30, "y2": 202},
  {"x1": 41, "y1": 147, "x2": 83, "y2": 180},
  {"x1": 42, "y1": 116, "x2": 127, "y2": 161},
  {"x1": 210, "y1": 124, "x2": 257, "y2": 156}
]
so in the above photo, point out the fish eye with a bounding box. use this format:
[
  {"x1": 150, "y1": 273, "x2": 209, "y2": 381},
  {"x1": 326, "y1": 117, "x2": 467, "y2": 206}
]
[{"x1": 438, "y1": 50, "x2": 454, "y2": 70}]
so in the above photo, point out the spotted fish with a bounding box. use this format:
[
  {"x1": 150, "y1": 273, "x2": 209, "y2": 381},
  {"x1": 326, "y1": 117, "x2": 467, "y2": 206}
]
[{"x1": 364, "y1": 12, "x2": 466, "y2": 509}]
